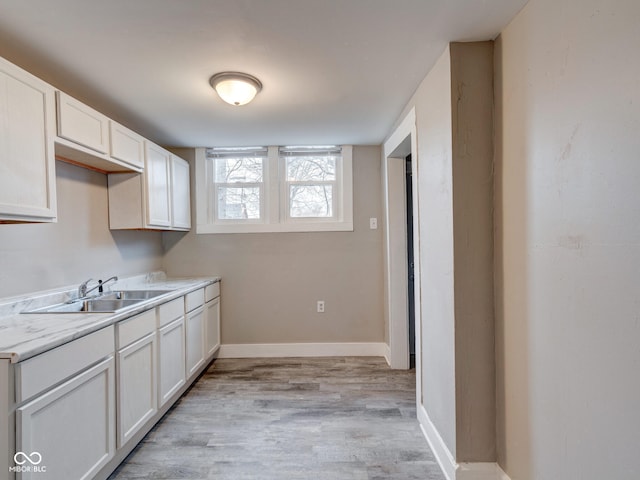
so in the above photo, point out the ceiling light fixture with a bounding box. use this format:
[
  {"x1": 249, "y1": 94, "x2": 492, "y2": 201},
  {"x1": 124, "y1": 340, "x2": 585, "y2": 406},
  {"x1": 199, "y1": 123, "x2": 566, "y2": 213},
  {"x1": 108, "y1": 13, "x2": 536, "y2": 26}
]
[{"x1": 209, "y1": 72, "x2": 262, "y2": 106}]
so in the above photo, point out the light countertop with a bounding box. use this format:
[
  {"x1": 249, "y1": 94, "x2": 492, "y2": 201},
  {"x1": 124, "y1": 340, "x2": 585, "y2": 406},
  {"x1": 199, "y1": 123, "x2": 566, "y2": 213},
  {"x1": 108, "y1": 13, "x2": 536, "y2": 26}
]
[{"x1": 0, "y1": 273, "x2": 220, "y2": 363}]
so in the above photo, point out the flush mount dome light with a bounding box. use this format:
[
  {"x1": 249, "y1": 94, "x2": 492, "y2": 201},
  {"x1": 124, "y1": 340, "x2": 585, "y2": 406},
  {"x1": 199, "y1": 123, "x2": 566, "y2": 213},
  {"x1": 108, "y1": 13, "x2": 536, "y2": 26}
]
[{"x1": 209, "y1": 72, "x2": 262, "y2": 106}]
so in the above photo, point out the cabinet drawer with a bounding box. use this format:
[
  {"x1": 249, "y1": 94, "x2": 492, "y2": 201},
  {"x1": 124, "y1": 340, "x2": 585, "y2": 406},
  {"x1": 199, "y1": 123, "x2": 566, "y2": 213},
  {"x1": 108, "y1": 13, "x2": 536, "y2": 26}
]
[
  {"x1": 15, "y1": 325, "x2": 114, "y2": 404},
  {"x1": 205, "y1": 282, "x2": 220, "y2": 302},
  {"x1": 117, "y1": 309, "x2": 156, "y2": 349},
  {"x1": 185, "y1": 288, "x2": 204, "y2": 313},
  {"x1": 110, "y1": 120, "x2": 145, "y2": 169},
  {"x1": 157, "y1": 297, "x2": 184, "y2": 327},
  {"x1": 56, "y1": 91, "x2": 109, "y2": 154}
]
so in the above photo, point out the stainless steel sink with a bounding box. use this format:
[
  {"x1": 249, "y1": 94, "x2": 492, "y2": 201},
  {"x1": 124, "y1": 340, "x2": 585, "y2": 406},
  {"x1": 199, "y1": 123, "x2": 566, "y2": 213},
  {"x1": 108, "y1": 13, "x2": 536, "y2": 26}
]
[
  {"x1": 22, "y1": 298, "x2": 144, "y2": 313},
  {"x1": 24, "y1": 298, "x2": 144, "y2": 314},
  {"x1": 22, "y1": 289, "x2": 172, "y2": 314},
  {"x1": 99, "y1": 290, "x2": 171, "y2": 301}
]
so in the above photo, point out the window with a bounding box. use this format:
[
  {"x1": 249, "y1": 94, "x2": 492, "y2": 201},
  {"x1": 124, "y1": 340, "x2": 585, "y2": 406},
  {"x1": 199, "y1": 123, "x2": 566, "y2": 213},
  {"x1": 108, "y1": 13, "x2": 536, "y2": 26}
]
[
  {"x1": 280, "y1": 146, "x2": 340, "y2": 221},
  {"x1": 196, "y1": 145, "x2": 352, "y2": 233},
  {"x1": 209, "y1": 147, "x2": 267, "y2": 222}
]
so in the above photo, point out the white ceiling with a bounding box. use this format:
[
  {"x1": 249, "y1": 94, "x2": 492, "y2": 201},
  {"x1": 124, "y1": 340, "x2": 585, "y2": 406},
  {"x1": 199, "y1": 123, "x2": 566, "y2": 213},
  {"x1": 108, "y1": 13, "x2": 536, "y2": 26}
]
[{"x1": 0, "y1": 0, "x2": 527, "y2": 147}]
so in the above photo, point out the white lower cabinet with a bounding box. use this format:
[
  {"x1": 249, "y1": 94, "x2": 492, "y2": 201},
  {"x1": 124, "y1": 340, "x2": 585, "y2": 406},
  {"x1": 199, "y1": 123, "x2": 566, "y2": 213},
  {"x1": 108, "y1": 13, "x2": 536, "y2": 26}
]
[
  {"x1": 16, "y1": 356, "x2": 116, "y2": 480},
  {"x1": 116, "y1": 333, "x2": 157, "y2": 447},
  {"x1": 6, "y1": 281, "x2": 220, "y2": 480},
  {"x1": 185, "y1": 306, "x2": 205, "y2": 378},
  {"x1": 116, "y1": 310, "x2": 157, "y2": 448},
  {"x1": 205, "y1": 296, "x2": 220, "y2": 358},
  {"x1": 158, "y1": 317, "x2": 186, "y2": 407}
]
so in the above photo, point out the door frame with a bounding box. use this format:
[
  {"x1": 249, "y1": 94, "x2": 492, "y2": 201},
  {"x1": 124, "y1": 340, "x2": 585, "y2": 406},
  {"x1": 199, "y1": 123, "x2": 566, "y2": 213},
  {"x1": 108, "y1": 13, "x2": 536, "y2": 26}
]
[{"x1": 382, "y1": 108, "x2": 421, "y2": 379}]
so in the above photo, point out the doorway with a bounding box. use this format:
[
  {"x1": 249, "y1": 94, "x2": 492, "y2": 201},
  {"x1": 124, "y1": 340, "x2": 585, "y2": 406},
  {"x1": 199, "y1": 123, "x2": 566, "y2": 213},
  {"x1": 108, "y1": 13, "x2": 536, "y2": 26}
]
[
  {"x1": 382, "y1": 108, "x2": 420, "y2": 379},
  {"x1": 406, "y1": 154, "x2": 415, "y2": 369}
]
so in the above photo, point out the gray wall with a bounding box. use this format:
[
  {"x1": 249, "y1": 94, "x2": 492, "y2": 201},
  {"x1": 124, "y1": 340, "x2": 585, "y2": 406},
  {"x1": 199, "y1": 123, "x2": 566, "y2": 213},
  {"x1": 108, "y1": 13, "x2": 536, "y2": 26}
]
[
  {"x1": 451, "y1": 42, "x2": 495, "y2": 462},
  {"x1": 0, "y1": 161, "x2": 164, "y2": 297},
  {"x1": 386, "y1": 42, "x2": 496, "y2": 462},
  {"x1": 495, "y1": 0, "x2": 640, "y2": 478},
  {"x1": 412, "y1": 48, "x2": 458, "y2": 456},
  {"x1": 162, "y1": 145, "x2": 385, "y2": 345}
]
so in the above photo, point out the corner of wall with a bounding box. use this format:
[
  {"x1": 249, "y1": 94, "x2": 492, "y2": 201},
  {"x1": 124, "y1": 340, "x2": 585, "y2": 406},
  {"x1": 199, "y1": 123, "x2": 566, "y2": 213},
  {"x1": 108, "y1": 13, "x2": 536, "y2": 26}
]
[{"x1": 449, "y1": 40, "x2": 497, "y2": 462}]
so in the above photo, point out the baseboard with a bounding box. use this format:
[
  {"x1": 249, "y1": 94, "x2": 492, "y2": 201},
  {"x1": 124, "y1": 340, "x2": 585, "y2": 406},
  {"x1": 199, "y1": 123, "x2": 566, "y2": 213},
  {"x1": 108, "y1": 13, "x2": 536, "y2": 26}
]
[
  {"x1": 218, "y1": 342, "x2": 388, "y2": 358},
  {"x1": 496, "y1": 466, "x2": 512, "y2": 480},
  {"x1": 383, "y1": 343, "x2": 391, "y2": 366},
  {"x1": 457, "y1": 463, "x2": 512, "y2": 480},
  {"x1": 417, "y1": 403, "x2": 457, "y2": 480},
  {"x1": 416, "y1": 404, "x2": 512, "y2": 480}
]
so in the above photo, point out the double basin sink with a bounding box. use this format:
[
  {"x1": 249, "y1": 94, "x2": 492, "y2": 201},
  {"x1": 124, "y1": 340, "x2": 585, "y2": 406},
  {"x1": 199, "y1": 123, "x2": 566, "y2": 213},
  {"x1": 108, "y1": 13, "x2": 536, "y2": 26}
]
[{"x1": 24, "y1": 290, "x2": 172, "y2": 314}]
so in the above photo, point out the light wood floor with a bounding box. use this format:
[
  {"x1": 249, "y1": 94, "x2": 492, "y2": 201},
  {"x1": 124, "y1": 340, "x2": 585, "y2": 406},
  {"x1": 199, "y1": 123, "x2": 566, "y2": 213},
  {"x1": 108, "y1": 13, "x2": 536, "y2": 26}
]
[{"x1": 109, "y1": 357, "x2": 445, "y2": 480}]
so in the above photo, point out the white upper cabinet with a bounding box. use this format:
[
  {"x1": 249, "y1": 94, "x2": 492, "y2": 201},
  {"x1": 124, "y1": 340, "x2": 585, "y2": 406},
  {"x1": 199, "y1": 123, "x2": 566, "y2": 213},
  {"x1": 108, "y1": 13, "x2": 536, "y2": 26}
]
[
  {"x1": 145, "y1": 142, "x2": 172, "y2": 228},
  {"x1": 108, "y1": 143, "x2": 191, "y2": 231},
  {"x1": 56, "y1": 91, "x2": 109, "y2": 154},
  {"x1": 54, "y1": 91, "x2": 143, "y2": 173},
  {"x1": 0, "y1": 56, "x2": 57, "y2": 223},
  {"x1": 109, "y1": 120, "x2": 145, "y2": 170},
  {"x1": 171, "y1": 155, "x2": 191, "y2": 230}
]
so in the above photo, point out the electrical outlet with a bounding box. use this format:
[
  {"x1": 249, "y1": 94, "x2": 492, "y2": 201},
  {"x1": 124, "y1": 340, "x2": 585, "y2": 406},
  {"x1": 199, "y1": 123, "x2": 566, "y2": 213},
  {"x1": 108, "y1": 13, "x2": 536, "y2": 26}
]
[
  {"x1": 369, "y1": 217, "x2": 378, "y2": 229},
  {"x1": 317, "y1": 300, "x2": 325, "y2": 313}
]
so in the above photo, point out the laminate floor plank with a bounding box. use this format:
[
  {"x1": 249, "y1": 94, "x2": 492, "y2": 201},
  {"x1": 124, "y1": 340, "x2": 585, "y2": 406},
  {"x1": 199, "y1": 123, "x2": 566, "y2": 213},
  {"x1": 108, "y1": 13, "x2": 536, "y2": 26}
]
[{"x1": 109, "y1": 357, "x2": 445, "y2": 480}]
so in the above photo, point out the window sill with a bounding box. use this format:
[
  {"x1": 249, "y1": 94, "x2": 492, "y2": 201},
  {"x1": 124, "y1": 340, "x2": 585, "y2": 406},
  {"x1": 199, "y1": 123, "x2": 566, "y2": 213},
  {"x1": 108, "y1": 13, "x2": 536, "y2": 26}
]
[{"x1": 196, "y1": 221, "x2": 353, "y2": 234}]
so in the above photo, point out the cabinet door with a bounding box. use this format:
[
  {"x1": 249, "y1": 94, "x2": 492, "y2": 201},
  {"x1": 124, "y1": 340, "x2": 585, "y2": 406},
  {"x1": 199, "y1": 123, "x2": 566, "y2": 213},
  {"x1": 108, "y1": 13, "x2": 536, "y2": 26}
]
[
  {"x1": 16, "y1": 356, "x2": 115, "y2": 480},
  {"x1": 205, "y1": 297, "x2": 220, "y2": 359},
  {"x1": 171, "y1": 155, "x2": 191, "y2": 230},
  {"x1": 158, "y1": 317, "x2": 186, "y2": 407},
  {"x1": 117, "y1": 332, "x2": 157, "y2": 448},
  {"x1": 109, "y1": 121, "x2": 144, "y2": 170},
  {"x1": 144, "y1": 142, "x2": 172, "y2": 228},
  {"x1": 0, "y1": 57, "x2": 56, "y2": 222},
  {"x1": 185, "y1": 306, "x2": 205, "y2": 378},
  {"x1": 56, "y1": 91, "x2": 109, "y2": 154}
]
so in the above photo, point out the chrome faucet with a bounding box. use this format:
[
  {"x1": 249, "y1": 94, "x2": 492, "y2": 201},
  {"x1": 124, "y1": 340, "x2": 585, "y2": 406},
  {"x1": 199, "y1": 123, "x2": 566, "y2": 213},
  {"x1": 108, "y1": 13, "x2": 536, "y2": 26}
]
[
  {"x1": 77, "y1": 276, "x2": 118, "y2": 298},
  {"x1": 78, "y1": 278, "x2": 95, "y2": 298},
  {"x1": 97, "y1": 276, "x2": 118, "y2": 294}
]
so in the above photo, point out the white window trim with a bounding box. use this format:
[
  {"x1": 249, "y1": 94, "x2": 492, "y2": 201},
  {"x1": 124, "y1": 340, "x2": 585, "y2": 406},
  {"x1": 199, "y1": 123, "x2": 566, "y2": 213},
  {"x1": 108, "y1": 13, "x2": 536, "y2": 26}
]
[{"x1": 195, "y1": 145, "x2": 353, "y2": 234}]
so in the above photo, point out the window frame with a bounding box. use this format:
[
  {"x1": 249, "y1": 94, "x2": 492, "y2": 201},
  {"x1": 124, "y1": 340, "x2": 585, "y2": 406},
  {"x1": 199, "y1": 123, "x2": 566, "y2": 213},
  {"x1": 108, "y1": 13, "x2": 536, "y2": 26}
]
[{"x1": 195, "y1": 145, "x2": 352, "y2": 234}]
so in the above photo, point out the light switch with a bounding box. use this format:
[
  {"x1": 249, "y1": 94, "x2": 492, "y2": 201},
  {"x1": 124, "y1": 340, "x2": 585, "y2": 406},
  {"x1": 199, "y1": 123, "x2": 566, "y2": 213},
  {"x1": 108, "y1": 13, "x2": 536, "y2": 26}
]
[{"x1": 369, "y1": 217, "x2": 378, "y2": 229}]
